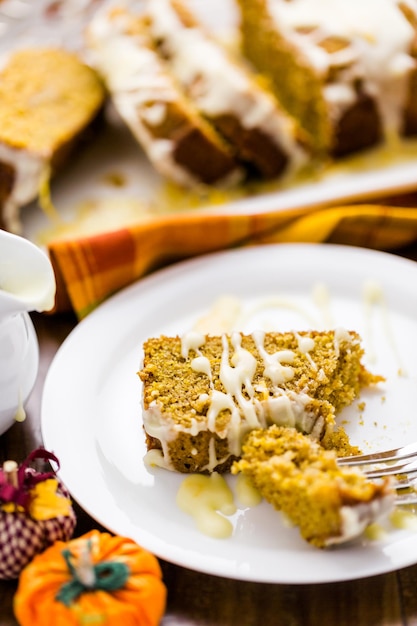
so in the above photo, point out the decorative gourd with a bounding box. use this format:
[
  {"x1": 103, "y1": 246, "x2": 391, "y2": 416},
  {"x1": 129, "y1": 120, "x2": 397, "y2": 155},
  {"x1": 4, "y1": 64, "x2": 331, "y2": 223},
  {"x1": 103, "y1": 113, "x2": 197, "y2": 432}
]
[
  {"x1": 0, "y1": 448, "x2": 76, "y2": 579},
  {"x1": 14, "y1": 529, "x2": 167, "y2": 626}
]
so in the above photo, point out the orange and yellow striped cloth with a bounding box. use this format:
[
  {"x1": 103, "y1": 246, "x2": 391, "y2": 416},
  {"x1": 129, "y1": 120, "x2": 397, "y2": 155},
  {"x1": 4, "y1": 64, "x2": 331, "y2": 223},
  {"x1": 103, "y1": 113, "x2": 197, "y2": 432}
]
[{"x1": 48, "y1": 197, "x2": 417, "y2": 319}]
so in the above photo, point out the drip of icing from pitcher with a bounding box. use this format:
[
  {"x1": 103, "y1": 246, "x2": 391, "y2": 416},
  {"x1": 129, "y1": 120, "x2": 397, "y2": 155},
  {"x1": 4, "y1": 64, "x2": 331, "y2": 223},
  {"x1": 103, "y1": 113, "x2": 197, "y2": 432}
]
[{"x1": 0, "y1": 229, "x2": 56, "y2": 434}]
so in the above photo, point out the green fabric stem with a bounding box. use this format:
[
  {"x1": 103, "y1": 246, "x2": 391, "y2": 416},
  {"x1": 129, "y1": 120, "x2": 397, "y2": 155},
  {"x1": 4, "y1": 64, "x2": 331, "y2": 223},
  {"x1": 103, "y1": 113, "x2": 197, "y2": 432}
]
[{"x1": 56, "y1": 546, "x2": 130, "y2": 607}]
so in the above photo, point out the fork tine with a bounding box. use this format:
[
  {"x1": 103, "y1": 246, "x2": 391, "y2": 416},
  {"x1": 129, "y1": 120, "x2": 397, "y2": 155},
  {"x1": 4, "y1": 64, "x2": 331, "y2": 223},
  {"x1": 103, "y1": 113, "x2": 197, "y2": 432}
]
[
  {"x1": 364, "y1": 458, "x2": 417, "y2": 479},
  {"x1": 337, "y1": 440, "x2": 417, "y2": 466},
  {"x1": 394, "y1": 492, "x2": 417, "y2": 506},
  {"x1": 392, "y1": 473, "x2": 417, "y2": 490},
  {"x1": 335, "y1": 442, "x2": 417, "y2": 507}
]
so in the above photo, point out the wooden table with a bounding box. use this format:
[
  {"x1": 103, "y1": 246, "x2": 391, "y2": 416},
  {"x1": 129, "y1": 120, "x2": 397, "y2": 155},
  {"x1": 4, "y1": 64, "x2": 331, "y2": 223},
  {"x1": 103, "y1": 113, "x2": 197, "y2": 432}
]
[{"x1": 2, "y1": 251, "x2": 417, "y2": 626}]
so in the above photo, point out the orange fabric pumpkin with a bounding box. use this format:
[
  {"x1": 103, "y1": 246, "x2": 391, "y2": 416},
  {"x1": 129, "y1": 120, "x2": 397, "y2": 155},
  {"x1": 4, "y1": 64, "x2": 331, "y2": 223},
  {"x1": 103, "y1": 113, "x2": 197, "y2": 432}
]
[{"x1": 13, "y1": 530, "x2": 166, "y2": 626}]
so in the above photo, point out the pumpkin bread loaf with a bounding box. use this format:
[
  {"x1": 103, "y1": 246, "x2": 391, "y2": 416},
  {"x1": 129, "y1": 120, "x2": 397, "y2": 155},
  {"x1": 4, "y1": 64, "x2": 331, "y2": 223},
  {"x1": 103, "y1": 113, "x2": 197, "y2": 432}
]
[
  {"x1": 87, "y1": 6, "x2": 243, "y2": 189},
  {"x1": 0, "y1": 47, "x2": 105, "y2": 232},
  {"x1": 138, "y1": 329, "x2": 383, "y2": 473},
  {"x1": 144, "y1": 0, "x2": 309, "y2": 179},
  {"x1": 237, "y1": 0, "x2": 417, "y2": 157}
]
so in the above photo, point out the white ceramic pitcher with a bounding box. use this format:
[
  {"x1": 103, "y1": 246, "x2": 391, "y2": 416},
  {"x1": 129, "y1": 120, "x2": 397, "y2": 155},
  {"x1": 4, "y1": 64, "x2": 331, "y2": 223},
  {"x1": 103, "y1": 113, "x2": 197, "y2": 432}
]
[{"x1": 0, "y1": 229, "x2": 56, "y2": 435}]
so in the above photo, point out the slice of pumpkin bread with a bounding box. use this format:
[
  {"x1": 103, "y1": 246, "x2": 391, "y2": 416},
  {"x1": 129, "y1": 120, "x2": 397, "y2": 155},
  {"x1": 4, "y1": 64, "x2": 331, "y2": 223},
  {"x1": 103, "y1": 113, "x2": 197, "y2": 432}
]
[
  {"x1": 232, "y1": 425, "x2": 394, "y2": 548},
  {"x1": 138, "y1": 329, "x2": 383, "y2": 473}
]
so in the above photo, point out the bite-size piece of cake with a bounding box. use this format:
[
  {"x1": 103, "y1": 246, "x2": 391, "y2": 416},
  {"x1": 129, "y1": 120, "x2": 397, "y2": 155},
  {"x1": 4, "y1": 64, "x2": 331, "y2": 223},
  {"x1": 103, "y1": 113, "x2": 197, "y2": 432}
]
[
  {"x1": 0, "y1": 47, "x2": 105, "y2": 232},
  {"x1": 144, "y1": 0, "x2": 309, "y2": 179},
  {"x1": 232, "y1": 425, "x2": 395, "y2": 548},
  {"x1": 237, "y1": 0, "x2": 417, "y2": 157},
  {"x1": 138, "y1": 329, "x2": 383, "y2": 473},
  {"x1": 87, "y1": 6, "x2": 243, "y2": 189}
]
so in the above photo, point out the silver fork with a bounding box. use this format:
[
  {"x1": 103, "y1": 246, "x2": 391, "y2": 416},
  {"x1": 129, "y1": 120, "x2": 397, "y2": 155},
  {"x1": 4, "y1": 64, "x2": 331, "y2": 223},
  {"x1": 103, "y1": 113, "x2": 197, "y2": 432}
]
[{"x1": 337, "y1": 441, "x2": 417, "y2": 505}]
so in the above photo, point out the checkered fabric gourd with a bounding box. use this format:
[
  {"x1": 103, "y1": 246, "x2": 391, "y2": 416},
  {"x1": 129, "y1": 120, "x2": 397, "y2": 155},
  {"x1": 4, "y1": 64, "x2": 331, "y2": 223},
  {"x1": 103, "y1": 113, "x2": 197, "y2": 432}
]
[
  {"x1": 0, "y1": 449, "x2": 76, "y2": 580},
  {"x1": 0, "y1": 512, "x2": 44, "y2": 579}
]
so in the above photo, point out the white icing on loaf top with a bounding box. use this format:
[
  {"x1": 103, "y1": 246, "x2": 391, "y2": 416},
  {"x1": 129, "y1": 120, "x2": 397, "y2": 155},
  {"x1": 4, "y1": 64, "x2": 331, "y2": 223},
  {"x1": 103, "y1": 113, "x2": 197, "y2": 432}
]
[
  {"x1": 0, "y1": 143, "x2": 47, "y2": 232},
  {"x1": 87, "y1": 7, "x2": 242, "y2": 188},
  {"x1": 267, "y1": 0, "x2": 417, "y2": 132},
  {"x1": 143, "y1": 330, "x2": 357, "y2": 471},
  {"x1": 88, "y1": 9, "x2": 196, "y2": 187},
  {"x1": 146, "y1": 0, "x2": 307, "y2": 171}
]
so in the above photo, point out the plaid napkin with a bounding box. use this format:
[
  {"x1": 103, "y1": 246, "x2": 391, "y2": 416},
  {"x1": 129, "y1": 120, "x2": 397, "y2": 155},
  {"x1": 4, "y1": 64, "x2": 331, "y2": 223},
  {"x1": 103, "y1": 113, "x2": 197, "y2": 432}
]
[{"x1": 48, "y1": 197, "x2": 417, "y2": 319}]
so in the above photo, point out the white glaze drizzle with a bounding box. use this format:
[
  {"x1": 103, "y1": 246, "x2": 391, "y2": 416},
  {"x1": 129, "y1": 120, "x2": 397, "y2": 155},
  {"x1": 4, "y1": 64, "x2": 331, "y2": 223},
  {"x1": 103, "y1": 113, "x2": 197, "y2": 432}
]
[
  {"x1": 181, "y1": 331, "x2": 206, "y2": 359},
  {"x1": 312, "y1": 283, "x2": 334, "y2": 328},
  {"x1": 192, "y1": 295, "x2": 242, "y2": 334},
  {"x1": 143, "y1": 448, "x2": 167, "y2": 469},
  {"x1": 142, "y1": 403, "x2": 176, "y2": 470},
  {"x1": 87, "y1": 7, "x2": 242, "y2": 189},
  {"x1": 176, "y1": 472, "x2": 236, "y2": 538},
  {"x1": 362, "y1": 279, "x2": 406, "y2": 374},
  {"x1": 219, "y1": 333, "x2": 258, "y2": 427},
  {"x1": 191, "y1": 356, "x2": 212, "y2": 378},
  {"x1": 262, "y1": 387, "x2": 326, "y2": 437},
  {"x1": 142, "y1": 328, "x2": 352, "y2": 471},
  {"x1": 267, "y1": 0, "x2": 417, "y2": 134},
  {"x1": 206, "y1": 389, "x2": 238, "y2": 434},
  {"x1": 0, "y1": 143, "x2": 48, "y2": 233},
  {"x1": 182, "y1": 331, "x2": 214, "y2": 386},
  {"x1": 294, "y1": 331, "x2": 317, "y2": 370},
  {"x1": 325, "y1": 492, "x2": 395, "y2": 546},
  {"x1": 235, "y1": 295, "x2": 320, "y2": 330},
  {"x1": 252, "y1": 330, "x2": 295, "y2": 385},
  {"x1": 333, "y1": 327, "x2": 355, "y2": 359},
  {"x1": 146, "y1": 0, "x2": 307, "y2": 172}
]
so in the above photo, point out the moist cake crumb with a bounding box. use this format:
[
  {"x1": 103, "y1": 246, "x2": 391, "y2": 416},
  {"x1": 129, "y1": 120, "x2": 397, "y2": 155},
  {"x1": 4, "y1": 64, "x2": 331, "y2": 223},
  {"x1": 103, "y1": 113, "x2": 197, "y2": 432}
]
[{"x1": 232, "y1": 425, "x2": 394, "y2": 547}]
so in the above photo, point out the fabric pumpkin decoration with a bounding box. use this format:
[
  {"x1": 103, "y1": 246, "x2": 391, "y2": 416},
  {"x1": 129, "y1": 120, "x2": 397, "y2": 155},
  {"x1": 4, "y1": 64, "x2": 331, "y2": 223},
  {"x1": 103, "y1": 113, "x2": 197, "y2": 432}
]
[
  {"x1": 0, "y1": 448, "x2": 76, "y2": 579},
  {"x1": 14, "y1": 529, "x2": 167, "y2": 626}
]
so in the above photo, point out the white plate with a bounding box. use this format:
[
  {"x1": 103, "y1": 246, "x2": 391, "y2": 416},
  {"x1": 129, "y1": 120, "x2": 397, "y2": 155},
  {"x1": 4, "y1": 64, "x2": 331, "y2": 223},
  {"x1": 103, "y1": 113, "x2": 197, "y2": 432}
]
[
  {"x1": 41, "y1": 243, "x2": 417, "y2": 584},
  {"x1": 18, "y1": 0, "x2": 417, "y2": 244},
  {"x1": 21, "y1": 94, "x2": 417, "y2": 246}
]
